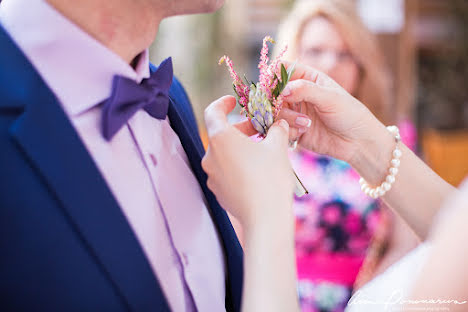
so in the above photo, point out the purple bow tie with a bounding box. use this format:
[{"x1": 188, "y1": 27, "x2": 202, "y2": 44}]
[{"x1": 101, "y1": 57, "x2": 173, "y2": 141}]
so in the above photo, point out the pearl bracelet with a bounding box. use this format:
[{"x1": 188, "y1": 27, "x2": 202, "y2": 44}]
[{"x1": 359, "y1": 125, "x2": 402, "y2": 199}]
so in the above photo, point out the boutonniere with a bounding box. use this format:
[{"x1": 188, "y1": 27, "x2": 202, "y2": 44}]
[{"x1": 219, "y1": 36, "x2": 308, "y2": 196}]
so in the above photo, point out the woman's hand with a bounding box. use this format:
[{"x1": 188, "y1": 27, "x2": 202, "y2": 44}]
[
  {"x1": 279, "y1": 62, "x2": 456, "y2": 240},
  {"x1": 203, "y1": 96, "x2": 300, "y2": 312},
  {"x1": 279, "y1": 62, "x2": 394, "y2": 183},
  {"x1": 202, "y1": 95, "x2": 295, "y2": 230}
]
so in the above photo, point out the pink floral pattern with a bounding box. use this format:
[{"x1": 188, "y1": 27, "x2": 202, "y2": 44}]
[
  {"x1": 291, "y1": 149, "x2": 381, "y2": 312},
  {"x1": 292, "y1": 119, "x2": 417, "y2": 312}
]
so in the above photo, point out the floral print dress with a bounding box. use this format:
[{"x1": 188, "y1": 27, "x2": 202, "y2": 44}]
[
  {"x1": 291, "y1": 120, "x2": 417, "y2": 312},
  {"x1": 291, "y1": 150, "x2": 382, "y2": 312}
]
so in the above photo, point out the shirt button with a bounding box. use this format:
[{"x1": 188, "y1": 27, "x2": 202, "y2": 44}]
[
  {"x1": 182, "y1": 253, "x2": 189, "y2": 266},
  {"x1": 149, "y1": 153, "x2": 158, "y2": 167}
]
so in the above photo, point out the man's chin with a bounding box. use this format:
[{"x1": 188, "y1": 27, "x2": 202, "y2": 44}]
[
  {"x1": 177, "y1": 0, "x2": 225, "y2": 15},
  {"x1": 209, "y1": 0, "x2": 225, "y2": 12}
]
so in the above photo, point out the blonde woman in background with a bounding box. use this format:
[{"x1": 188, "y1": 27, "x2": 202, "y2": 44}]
[{"x1": 274, "y1": 1, "x2": 419, "y2": 311}]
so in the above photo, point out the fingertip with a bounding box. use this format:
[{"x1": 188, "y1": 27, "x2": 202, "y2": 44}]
[
  {"x1": 265, "y1": 119, "x2": 290, "y2": 146},
  {"x1": 278, "y1": 119, "x2": 289, "y2": 133},
  {"x1": 224, "y1": 94, "x2": 237, "y2": 104},
  {"x1": 204, "y1": 95, "x2": 238, "y2": 137},
  {"x1": 214, "y1": 95, "x2": 237, "y2": 112},
  {"x1": 234, "y1": 119, "x2": 258, "y2": 137}
]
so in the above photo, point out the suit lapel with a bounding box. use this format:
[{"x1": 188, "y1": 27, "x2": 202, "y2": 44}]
[
  {"x1": 167, "y1": 86, "x2": 244, "y2": 312},
  {"x1": 1, "y1": 25, "x2": 169, "y2": 312}
]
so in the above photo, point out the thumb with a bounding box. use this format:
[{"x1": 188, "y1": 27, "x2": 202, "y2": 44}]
[
  {"x1": 264, "y1": 119, "x2": 289, "y2": 148},
  {"x1": 204, "y1": 95, "x2": 237, "y2": 137}
]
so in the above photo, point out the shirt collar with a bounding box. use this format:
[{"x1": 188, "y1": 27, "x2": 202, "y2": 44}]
[{"x1": 0, "y1": 0, "x2": 150, "y2": 116}]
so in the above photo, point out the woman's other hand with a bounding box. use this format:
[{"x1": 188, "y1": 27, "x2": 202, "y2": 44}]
[
  {"x1": 203, "y1": 96, "x2": 300, "y2": 312},
  {"x1": 202, "y1": 95, "x2": 295, "y2": 230},
  {"x1": 279, "y1": 62, "x2": 394, "y2": 185}
]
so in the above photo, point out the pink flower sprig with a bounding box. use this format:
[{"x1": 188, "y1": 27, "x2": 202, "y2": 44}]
[
  {"x1": 258, "y1": 36, "x2": 288, "y2": 101},
  {"x1": 258, "y1": 36, "x2": 275, "y2": 97},
  {"x1": 219, "y1": 36, "x2": 295, "y2": 136},
  {"x1": 218, "y1": 36, "x2": 307, "y2": 197},
  {"x1": 219, "y1": 55, "x2": 250, "y2": 115}
]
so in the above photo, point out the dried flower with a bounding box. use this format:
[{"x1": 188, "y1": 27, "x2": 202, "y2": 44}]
[
  {"x1": 218, "y1": 36, "x2": 307, "y2": 197},
  {"x1": 219, "y1": 36, "x2": 295, "y2": 137}
]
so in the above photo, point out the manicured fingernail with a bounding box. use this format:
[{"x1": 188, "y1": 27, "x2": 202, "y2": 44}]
[
  {"x1": 282, "y1": 86, "x2": 291, "y2": 96},
  {"x1": 279, "y1": 119, "x2": 289, "y2": 130},
  {"x1": 295, "y1": 116, "x2": 311, "y2": 127}
]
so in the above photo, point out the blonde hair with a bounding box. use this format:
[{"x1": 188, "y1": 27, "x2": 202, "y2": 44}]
[{"x1": 275, "y1": 0, "x2": 393, "y2": 124}]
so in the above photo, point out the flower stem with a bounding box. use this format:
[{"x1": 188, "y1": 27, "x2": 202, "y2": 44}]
[{"x1": 293, "y1": 170, "x2": 308, "y2": 197}]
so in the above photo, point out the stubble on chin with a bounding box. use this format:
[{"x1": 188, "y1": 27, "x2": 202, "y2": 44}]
[{"x1": 165, "y1": 0, "x2": 225, "y2": 16}]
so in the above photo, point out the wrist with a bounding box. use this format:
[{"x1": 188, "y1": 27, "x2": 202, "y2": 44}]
[
  {"x1": 350, "y1": 123, "x2": 396, "y2": 186},
  {"x1": 242, "y1": 198, "x2": 294, "y2": 240}
]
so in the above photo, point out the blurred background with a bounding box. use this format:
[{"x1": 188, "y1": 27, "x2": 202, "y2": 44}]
[{"x1": 150, "y1": 0, "x2": 468, "y2": 186}]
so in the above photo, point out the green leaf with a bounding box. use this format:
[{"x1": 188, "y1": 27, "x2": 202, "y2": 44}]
[
  {"x1": 286, "y1": 61, "x2": 296, "y2": 82},
  {"x1": 281, "y1": 64, "x2": 288, "y2": 86},
  {"x1": 232, "y1": 84, "x2": 240, "y2": 97},
  {"x1": 277, "y1": 82, "x2": 287, "y2": 95},
  {"x1": 275, "y1": 62, "x2": 297, "y2": 96},
  {"x1": 272, "y1": 74, "x2": 281, "y2": 98},
  {"x1": 243, "y1": 74, "x2": 251, "y2": 86}
]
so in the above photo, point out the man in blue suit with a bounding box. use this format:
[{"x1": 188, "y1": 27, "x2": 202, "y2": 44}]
[{"x1": 0, "y1": 0, "x2": 243, "y2": 311}]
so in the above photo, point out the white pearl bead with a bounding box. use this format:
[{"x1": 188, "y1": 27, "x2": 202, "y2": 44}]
[
  {"x1": 382, "y1": 182, "x2": 391, "y2": 191},
  {"x1": 360, "y1": 126, "x2": 401, "y2": 198},
  {"x1": 393, "y1": 149, "x2": 402, "y2": 159},
  {"x1": 391, "y1": 159, "x2": 400, "y2": 168},
  {"x1": 389, "y1": 167, "x2": 398, "y2": 176},
  {"x1": 387, "y1": 125, "x2": 397, "y2": 133}
]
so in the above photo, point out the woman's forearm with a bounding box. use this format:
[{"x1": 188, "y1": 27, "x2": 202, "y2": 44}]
[
  {"x1": 351, "y1": 124, "x2": 456, "y2": 239},
  {"x1": 241, "y1": 202, "x2": 300, "y2": 312},
  {"x1": 371, "y1": 209, "x2": 420, "y2": 280}
]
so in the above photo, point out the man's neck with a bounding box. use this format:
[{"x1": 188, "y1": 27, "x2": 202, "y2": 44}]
[{"x1": 46, "y1": 0, "x2": 164, "y2": 64}]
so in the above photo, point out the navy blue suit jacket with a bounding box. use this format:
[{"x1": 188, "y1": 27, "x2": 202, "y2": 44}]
[{"x1": 0, "y1": 24, "x2": 243, "y2": 312}]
